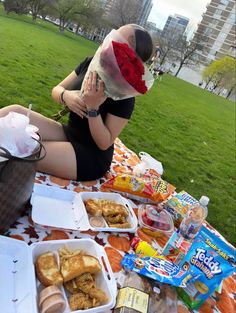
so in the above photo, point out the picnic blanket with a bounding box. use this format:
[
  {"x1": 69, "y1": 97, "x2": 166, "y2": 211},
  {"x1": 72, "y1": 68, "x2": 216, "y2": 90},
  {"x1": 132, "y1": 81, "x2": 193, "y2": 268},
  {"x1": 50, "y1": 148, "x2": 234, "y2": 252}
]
[{"x1": 4, "y1": 138, "x2": 236, "y2": 313}]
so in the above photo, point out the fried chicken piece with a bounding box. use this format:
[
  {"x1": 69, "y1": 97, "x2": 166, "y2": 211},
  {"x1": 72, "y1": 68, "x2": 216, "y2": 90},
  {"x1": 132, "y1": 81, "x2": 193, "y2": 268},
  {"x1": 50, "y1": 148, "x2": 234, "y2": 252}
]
[
  {"x1": 84, "y1": 199, "x2": 103, "y2": 216},
  {"x1": 64, "y1": 278, "x2": 80, "y2": 294},
  {"x1": 102, "y1": 203, "x2": 128, "y2": 217},
  {"x1": 88, "y1": 287, "x2": 108, "y2": 303},
  {"x1": 105, "y1": 214, "x2": 126, "y2": 224},
  {"x1": 69, "y1": 292, "x2": 93, "y2": 311},
  {"x1": 107, "y1": 222, "x2": 132, "y2": 229},
  {"x1": 75, "y1": 272, "x2": 96, "y2": 293},
  {"x1": 91, "y1": 297, "x2": 101, "y2": 307}
]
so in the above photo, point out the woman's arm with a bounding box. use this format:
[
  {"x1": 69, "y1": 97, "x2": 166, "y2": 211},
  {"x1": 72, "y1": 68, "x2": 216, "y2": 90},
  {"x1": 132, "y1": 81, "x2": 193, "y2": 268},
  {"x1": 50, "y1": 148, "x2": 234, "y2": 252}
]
[
  {"x1": 51, "y1": 71, "x2": 87, "y2": 118},
  {"x1": 82, "y1": 72, "x2": 129, "y2": 150},
  {"x1": 88, "y1": 113, "x2": 129, "y2": 150}
]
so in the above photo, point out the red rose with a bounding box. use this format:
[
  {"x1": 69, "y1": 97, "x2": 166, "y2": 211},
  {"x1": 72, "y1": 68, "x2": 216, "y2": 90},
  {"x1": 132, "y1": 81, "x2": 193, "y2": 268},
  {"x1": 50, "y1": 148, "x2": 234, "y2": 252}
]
[{"x1": 112, "y1": 41, "x2": 147, "y2": 94}]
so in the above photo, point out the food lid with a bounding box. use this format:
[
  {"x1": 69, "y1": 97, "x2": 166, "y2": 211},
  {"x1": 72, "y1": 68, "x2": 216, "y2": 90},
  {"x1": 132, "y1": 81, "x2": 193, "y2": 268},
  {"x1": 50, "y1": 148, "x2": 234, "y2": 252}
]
[
  {"x1": 0, "y1": 236, "x2": 37, "y2": 313},
  {"x1": 139, "y1": 204, "x2": 174, "y2": 233}
]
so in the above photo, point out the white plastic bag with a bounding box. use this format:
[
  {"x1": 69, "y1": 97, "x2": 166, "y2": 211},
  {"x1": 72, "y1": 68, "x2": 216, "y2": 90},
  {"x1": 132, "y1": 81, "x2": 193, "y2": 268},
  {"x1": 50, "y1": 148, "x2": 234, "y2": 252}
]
[
  {"x1": 0, "y1": 112, "x2": 39, "y2": 160},
  {"x1": 133, "y1": 151, "x2": 164, "y2": 176}
]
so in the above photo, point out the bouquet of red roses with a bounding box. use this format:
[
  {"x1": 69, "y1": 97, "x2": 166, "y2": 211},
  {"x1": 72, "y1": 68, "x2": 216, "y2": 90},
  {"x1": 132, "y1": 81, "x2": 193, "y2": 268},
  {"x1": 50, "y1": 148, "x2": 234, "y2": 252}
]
[
  {"x1": 81, "y1": 29, "x2": 154, "y2": 100},
  {"x1": 112, "y1": 41, "x2": 147, "y2": 94}
]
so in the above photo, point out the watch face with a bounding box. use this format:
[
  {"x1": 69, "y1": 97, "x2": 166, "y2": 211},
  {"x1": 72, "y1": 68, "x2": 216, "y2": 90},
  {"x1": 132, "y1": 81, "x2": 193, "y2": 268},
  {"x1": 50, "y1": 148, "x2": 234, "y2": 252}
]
[{"x1": 87, "y1": 110, "x2": 99, "y2": 117}]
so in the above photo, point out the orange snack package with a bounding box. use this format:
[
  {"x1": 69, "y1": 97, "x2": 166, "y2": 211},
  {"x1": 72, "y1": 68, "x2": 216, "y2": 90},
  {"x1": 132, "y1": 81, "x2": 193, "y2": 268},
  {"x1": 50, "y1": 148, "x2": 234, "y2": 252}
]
[{"x1": 101, "y1": 173, "x2": 175, "y2": 203}]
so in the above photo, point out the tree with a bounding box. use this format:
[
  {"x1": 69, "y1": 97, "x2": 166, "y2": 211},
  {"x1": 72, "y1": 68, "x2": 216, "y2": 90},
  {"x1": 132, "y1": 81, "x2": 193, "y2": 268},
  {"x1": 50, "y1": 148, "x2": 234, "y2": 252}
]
[
  {"x1": 157, "y1": 32, "x2": 180, "y2": 65},
  {"x1": 28, "y1": 0, "x2": 48, "y2": 21},
  {"x1": 3, "y1": 0, "x2": 29, "y2": 14},
  {"x1": 46, "y1": 0, "x2": 77, "y2": 32},
  {"x1": 107, "y1": 0, "x2": 141, "y2": 28},
  {"x1": 202, "y1": 56, "x2": 236, "y2": 98},
  {"x1": 71, "y1": 0, "x2": 106, "y2": 35},
  {"x1": 173, "y1": 30, "x2": 206, "y2": 77}
]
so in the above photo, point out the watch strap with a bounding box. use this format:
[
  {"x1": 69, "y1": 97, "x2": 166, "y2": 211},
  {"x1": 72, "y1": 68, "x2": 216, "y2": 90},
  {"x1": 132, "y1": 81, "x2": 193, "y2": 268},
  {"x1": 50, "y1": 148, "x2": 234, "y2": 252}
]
[{"x1": 87, "y1": 109, "x2": 100, "y2": 117}]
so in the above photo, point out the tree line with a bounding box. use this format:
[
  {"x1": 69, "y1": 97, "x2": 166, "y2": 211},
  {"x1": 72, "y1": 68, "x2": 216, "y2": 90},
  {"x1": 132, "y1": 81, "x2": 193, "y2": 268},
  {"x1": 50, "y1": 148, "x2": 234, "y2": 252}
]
[
  {"x1": 3, "y1": 0, "x2": 150, "y2": 33},
  {"x1": 3, "y1": 0, "x2": 235, "y2": 98}
]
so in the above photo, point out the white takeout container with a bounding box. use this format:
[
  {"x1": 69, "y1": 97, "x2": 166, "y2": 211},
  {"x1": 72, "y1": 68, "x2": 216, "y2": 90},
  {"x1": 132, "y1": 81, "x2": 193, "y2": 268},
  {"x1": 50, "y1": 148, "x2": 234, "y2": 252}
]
[
  {"x1": 0, "y1": 236, "x2": 117, "y2": 313},
  {"x1": 31, "y1": 184, "x2": 138, "y2": 233}
]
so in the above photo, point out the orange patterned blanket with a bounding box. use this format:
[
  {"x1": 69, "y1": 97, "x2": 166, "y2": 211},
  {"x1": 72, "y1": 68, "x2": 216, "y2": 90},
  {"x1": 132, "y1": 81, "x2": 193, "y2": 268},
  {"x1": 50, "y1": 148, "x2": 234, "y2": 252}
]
[{"x1": 5, "y1": 138, "x2": 236, "y2": 313}]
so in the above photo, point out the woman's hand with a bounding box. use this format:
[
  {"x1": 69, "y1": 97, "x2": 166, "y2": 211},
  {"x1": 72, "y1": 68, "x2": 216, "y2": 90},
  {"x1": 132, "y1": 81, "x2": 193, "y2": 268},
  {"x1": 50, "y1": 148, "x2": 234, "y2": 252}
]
[
  {"x1": 82, "y1": 72, "x2": 107, "y2": 110},
  {"x1": 63, "y1": 90, "x2": 87, "y2": 118}
]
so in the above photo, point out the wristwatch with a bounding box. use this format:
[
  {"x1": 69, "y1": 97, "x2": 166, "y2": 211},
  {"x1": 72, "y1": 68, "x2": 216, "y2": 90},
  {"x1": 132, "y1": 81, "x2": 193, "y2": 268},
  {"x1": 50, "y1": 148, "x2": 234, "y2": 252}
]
[{"x1": 87, "y1": 109, "x2": 100, "y2": 117}]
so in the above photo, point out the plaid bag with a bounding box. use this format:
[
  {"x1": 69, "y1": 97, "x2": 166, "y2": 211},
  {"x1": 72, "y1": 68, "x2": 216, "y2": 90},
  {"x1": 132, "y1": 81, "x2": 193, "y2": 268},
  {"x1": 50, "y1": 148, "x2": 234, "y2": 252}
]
[{"x1": 0, "y1": 140, "x2": 46, "y2": 233}]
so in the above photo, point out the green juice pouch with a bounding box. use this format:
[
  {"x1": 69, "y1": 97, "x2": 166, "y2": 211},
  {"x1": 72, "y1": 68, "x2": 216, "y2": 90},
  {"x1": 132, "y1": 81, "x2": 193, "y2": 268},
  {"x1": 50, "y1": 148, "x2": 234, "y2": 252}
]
[{"x1": 177, "y1": 226, "x2": 236, "y2": 310}]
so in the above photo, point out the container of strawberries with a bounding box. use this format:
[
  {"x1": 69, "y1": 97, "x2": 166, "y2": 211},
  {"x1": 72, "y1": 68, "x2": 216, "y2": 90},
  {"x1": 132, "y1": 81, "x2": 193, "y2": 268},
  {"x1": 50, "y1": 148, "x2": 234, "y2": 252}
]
[{"x1": 139, "y1": 204, "x2": 174, "y2": 238}]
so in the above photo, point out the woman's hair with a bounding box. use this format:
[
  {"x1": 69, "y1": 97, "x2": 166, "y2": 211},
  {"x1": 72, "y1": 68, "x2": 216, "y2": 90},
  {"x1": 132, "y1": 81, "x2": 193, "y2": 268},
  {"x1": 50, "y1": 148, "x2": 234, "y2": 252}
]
[{"x1": 132, "y1": 25, "x2": 153, "y2": 62}]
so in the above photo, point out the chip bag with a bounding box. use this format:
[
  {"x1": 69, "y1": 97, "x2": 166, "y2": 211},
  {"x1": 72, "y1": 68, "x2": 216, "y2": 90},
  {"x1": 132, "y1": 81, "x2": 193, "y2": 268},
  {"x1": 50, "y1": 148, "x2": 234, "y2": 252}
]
[
  {"x1": 101, "y1": 173, "x2": 175, "y2": 203},
  {"x1": 177, "y1": 226, "x2": 236, "y2": 310}
]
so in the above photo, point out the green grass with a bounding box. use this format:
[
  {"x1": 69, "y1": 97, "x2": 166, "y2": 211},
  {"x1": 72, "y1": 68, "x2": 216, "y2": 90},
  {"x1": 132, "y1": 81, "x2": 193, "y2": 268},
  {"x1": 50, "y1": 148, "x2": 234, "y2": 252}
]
[{"x1": 0, "y1": 8, "x2": 235, "y2": 245}]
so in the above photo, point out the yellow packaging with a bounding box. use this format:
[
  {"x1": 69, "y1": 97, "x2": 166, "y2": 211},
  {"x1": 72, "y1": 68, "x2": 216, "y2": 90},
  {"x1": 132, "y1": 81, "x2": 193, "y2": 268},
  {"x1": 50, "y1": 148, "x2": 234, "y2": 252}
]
[
  {"x1": 135, "y1": 241, "x2": 158, "y2": 257},
  {"x1": 101, "y1": 173, "x2": 176, "y2": 203}
]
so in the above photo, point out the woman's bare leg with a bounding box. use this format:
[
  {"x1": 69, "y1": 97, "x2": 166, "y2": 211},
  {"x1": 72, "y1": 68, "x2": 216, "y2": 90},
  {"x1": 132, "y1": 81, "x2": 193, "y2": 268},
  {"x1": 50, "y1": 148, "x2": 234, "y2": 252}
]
[
  {"x1": 0, "y1": 105, "x2": 78, "y2": 179},
  {"x1": 37, "y1": 141, "x2": 77, "y2": 180},
  {"x1": 0, "y1": 104, "x2": 67, "y2": 141}
]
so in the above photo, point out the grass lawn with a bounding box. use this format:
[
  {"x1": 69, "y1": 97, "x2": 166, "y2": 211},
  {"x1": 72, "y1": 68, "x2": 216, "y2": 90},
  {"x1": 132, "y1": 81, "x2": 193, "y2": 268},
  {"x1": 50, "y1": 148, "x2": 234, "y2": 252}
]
[{"x1": 0, "y1": 8, "x2": 235, "y2": 245}]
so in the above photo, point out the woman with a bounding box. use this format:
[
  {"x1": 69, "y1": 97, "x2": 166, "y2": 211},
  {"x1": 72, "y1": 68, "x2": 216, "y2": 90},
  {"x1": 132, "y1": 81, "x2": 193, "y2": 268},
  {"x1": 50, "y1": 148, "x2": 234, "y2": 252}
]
[{"x1": 0, "y1": 24, "x2": 153, "y2": 181}]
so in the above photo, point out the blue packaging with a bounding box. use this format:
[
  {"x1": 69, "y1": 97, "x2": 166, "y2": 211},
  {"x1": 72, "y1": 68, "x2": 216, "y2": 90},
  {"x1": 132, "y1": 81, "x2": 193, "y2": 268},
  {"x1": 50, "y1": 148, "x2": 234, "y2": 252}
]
[
  {"x1": 177, "y1": 226, "x2": 236, "y2": 310},
  {"x1": 121, "y1": 254, "x2": 190, "y2": 287}
]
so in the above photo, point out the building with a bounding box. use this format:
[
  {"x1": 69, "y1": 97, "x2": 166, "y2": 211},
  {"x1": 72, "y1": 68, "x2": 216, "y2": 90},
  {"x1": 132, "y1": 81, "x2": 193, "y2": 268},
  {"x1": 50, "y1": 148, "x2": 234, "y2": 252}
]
[
  {"x1": 137, "y1": 0, "x2": 153, "y2": 27},
  {"x1": 145, "y1": 21, "x2": 162, "y2": 36},
  {"x1": 162, "y1": 14, "x2": 189, "y2": 39},
  {"x1": 193, "y1": 0, "x2": 236, "y2": 65}
]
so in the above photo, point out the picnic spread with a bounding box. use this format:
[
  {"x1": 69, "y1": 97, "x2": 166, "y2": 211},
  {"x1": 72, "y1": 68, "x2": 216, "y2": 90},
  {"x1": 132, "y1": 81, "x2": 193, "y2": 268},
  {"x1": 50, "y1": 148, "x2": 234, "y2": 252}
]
[{"x1": 1, "y1": 136, "x2": 236, "y2": 313}]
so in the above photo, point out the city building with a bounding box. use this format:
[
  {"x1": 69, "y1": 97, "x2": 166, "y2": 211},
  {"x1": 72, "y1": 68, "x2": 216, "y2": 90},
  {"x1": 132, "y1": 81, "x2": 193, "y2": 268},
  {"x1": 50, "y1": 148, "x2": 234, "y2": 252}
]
[
  {"x1": 145, "y1": 21, "x2": 162, "y2": 37},
  {"x1": 137, "y1": 0, "x2": 153, "y2": 27},
  {"x1": 162, "y1": 14, "x2": 189, "y2": 39},
  {"x1": 193, "y1": 0, "x2": 236, "y2": 65}
]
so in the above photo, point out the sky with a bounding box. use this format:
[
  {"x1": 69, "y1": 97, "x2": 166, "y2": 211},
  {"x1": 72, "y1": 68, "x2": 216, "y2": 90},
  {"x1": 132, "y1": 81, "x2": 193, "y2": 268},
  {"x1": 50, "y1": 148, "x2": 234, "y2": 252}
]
[{"x1": 148, "y1": 0, "x2": 211, "y2": 31}]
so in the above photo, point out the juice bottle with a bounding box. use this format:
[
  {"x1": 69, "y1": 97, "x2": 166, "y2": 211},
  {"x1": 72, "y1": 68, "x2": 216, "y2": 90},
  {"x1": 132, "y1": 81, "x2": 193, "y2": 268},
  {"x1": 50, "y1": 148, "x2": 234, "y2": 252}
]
[{"x1": 131, "y1": 237, "x2": 159, "y2": 257}]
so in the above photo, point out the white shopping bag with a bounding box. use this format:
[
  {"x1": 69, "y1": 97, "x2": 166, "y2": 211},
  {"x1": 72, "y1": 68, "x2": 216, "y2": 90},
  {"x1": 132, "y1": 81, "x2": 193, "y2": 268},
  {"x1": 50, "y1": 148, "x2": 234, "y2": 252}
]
[{"x1": 133, "y1": 151, "x2": 164, "y2": 176}]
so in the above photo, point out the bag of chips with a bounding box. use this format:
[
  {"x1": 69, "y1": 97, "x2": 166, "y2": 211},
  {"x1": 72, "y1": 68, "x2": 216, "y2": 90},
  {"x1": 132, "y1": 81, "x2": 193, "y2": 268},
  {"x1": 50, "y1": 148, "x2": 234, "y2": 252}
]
[{"x1": 101, "y1": 173, "x2": 175, "y2": 203}]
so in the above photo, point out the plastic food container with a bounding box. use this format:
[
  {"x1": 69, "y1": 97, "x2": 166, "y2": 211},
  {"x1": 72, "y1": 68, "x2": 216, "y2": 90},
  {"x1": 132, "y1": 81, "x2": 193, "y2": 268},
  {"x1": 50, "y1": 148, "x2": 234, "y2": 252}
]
[
  {"x1": 139, "y1": 204, "x2": 174, "y2": 237},
  {"x1": 31, "y1": 184, "x2": 137, "y2": 233},
  {"x1": 0, "y1": 236, "x2": 116, "y2": 313}
]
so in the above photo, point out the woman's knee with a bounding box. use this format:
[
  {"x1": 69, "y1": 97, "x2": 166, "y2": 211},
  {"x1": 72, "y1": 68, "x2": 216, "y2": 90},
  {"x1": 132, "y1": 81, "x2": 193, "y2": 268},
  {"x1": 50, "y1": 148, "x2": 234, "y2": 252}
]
[
  {"x1": 0, "y1": 104, "x2": 26, "y2": 115},
  {"x1": 9, "y1": 104, "x2": 27, "y2": 114}
]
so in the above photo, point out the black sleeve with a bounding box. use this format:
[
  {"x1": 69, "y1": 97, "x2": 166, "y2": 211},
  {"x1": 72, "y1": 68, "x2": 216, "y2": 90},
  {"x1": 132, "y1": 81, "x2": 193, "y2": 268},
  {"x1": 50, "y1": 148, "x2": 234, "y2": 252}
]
[
  {"x1": 75, "y1": 57, "x2": 92, "y2": 75},
  {"x1": 108, "y1": 97, "x2": 135, "y2": 119}
]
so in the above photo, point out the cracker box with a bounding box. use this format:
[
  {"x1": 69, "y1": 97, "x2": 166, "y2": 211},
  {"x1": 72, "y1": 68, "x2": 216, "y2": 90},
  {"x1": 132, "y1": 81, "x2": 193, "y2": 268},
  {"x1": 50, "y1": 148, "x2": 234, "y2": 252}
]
[{"x1": 164, "y1": 191, "x2": 197, "y2": 227}]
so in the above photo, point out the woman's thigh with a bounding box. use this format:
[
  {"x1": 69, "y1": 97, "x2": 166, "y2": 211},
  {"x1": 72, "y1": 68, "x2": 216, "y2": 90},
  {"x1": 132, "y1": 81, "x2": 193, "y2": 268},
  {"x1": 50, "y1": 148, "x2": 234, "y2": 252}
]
[
  {"x1": 37, "y1": 141, "x2": 77, "y2": 180},
  {"x1": 0, "y1": 104, "x2": 67, "y2": 141}
]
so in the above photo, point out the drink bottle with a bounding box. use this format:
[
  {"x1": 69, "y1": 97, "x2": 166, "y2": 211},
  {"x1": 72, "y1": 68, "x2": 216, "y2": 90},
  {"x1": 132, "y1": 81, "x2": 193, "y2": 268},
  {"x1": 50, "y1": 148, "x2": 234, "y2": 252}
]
[{"x1": 131, "y1": 237, "x2": 159, "y2": 257}]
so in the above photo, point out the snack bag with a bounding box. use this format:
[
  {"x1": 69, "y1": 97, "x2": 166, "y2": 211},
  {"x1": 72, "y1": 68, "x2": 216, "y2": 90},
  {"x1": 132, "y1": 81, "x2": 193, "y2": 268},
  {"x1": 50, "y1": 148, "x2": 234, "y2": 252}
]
[
  {"x1": 121, "y1": 254, "x2": 190, "y2": 287},
  {"x1": 114, "y1": 271, "x2": 178, "y2": 313},
  {"x1": 164, "y1": 191, "x2": 197, "y2": 227},
  {"x1": 101, "y1": 174, "x2": 175, "y2": 203},
  {"x1": 177, "y1": 226, "x2": 236, "y2": 310}
]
